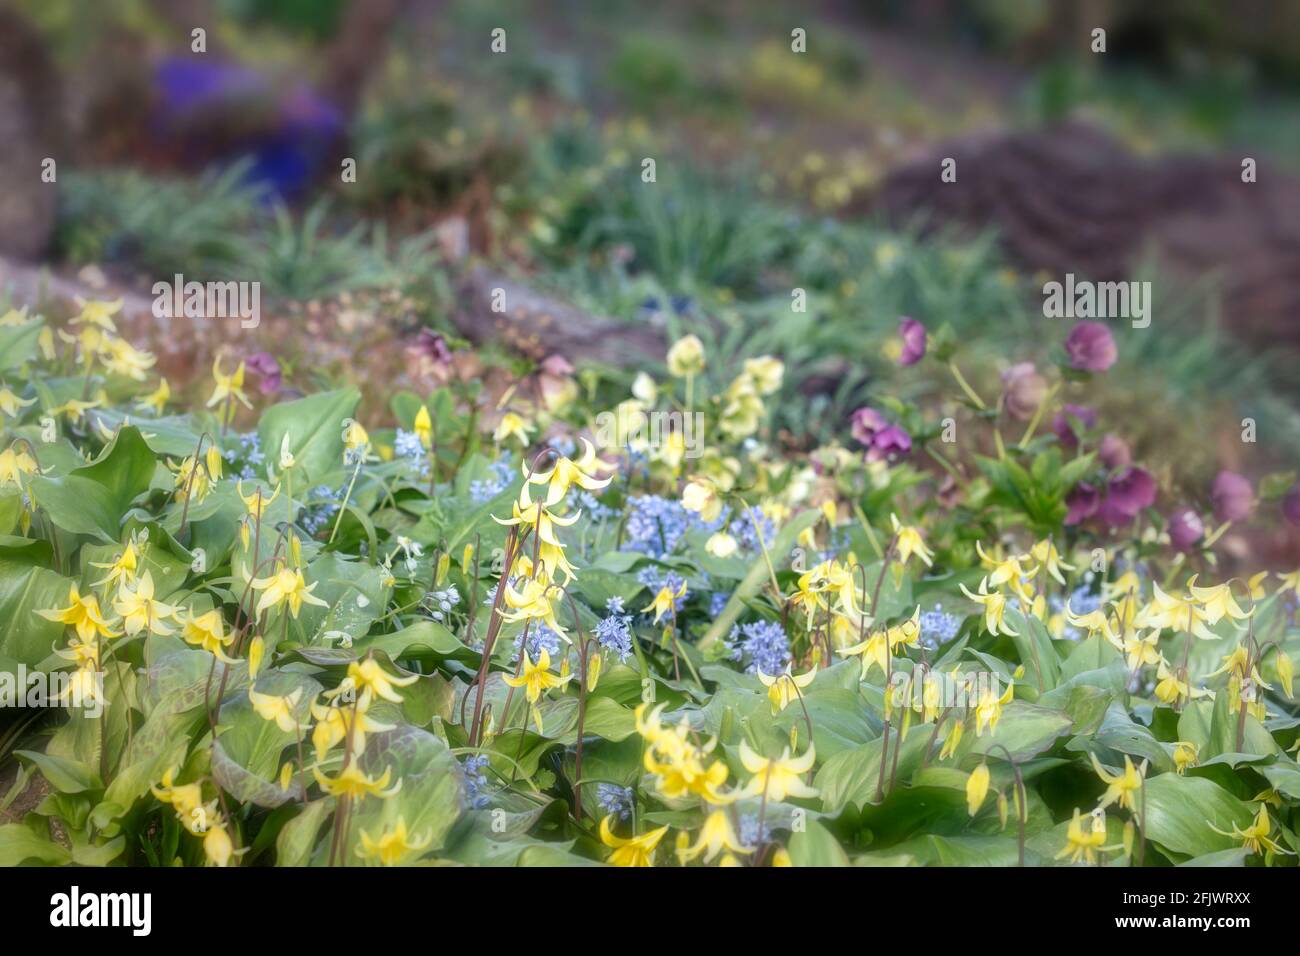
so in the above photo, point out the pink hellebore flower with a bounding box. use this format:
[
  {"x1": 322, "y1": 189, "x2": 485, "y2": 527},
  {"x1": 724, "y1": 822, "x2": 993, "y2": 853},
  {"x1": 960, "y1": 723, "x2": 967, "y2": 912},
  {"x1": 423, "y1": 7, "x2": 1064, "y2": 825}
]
[
  {"x1": 1064, "y1": 321, "x2": 1117, "y2": 372},
  {"x1": 897, "y1": 317, "x2": 927, "y2": 366},
  {"x1": 1210, "y1": 470, "x2": 1253, "y2": 522}
]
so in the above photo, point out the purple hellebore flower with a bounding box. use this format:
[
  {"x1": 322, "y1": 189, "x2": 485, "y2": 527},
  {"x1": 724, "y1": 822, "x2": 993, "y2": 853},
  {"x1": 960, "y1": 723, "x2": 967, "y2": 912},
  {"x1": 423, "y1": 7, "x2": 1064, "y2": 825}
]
[
  {"x1": 244, "y1": 351, "x2": 281, "y2": 395},
  {"x1": 1065, "y1": 482, "x2": 1099, "y2": 526},
  {"x1": 1097, "y1": 466, "x2": 1157, "y2": 527},
  {"x1": 867, "y1": 425, "x2": 912, "y2": 463},
  {"x1": 1167, "y1": 508, "x2": 1204, "y2": 552},
  {"x1": 1052, "y1": 403, "x2": 1097, "y2": 449},
  {"x1": 1000, "y1": 362, "x2": 1047, "y2": 422},
  {"x1": 413, "y1": 328, "x2": 453, "y2": 366},
  {"x1": 850, "y1": 407, "x2": 889, "y2": 447},
  {"x1": 1064, "y1": 321, "x2": 1118, "y2": 372},
  {"x1": 1283, "y1": 482, "x2": 1300, "y2": 528},
  {"x1": 1099, "y1": 433, "x2": 1131, "y2": 470},
  {"x1": 897, "y1": 317, "x2": 927, "y2": 366},
  {"x1": 1210, "y1": 470, "x2": 1254, "y2": 522}
]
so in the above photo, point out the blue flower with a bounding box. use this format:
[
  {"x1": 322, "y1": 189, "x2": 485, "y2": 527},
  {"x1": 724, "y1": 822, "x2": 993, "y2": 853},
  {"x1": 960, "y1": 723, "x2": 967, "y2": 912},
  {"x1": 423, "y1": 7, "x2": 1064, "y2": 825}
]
[
  {"x1": 726, "y1": 619, "x2": 789, "y2": 676},
  {"x1": 394, "y1": 428, "x2": 429, "y2": 478},
  {"x1": 470, "y1": 457, "x2": 514, "y2": 503},
  {"x1": 919, "y1": 604, "x2": 962, "y2": 649},
  {"x1": 594, "y1": 599, "x2": 634, "y2": 661},
  {"x1": 462, "y1": 755, "x2": 492, "y2": 810},
  {"x1": 595, "y1": 783, "x2": 635, "y2": 821},
  {"x1": 514, "y1": 623, "x2": 563, "y2": 662}
]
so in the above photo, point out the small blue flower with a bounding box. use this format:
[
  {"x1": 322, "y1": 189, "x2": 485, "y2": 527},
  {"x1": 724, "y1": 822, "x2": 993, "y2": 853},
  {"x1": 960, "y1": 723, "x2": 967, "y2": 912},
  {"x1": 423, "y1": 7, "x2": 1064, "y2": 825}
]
[
  {"x1": 726, "y1": 619, "x2": 789, "y2": 676},
  {"x1": 594, "y1": 601, "x2": 634, "y2": 661},
  {"x1": 595, "y1": 783, "x2": 635, "y2": 821},
  {"x1": 462, "y1": 754, "x2": 492, "y2": 810}
]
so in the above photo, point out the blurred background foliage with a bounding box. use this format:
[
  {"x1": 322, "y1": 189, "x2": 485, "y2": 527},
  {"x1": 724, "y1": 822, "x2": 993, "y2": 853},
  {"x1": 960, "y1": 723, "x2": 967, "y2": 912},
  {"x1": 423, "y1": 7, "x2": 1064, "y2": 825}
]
[{"x1": 4, "y1": 0, "x2": 1299, "y2": 513}]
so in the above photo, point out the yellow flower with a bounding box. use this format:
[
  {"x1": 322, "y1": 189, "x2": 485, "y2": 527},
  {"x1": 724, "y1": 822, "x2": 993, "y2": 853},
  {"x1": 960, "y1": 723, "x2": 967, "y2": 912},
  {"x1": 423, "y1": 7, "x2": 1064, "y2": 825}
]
[
  {"x1": 0, "y1": 446, "x2": 39, "y2": 487},
  {"x1": 966, "y1": 763, "x2": 990, "y2": 816},
  {"x1": 492, "y1": 411, "x2": 531, "y2": 445},
  {"x1": 310, "y1": 691, "x2": 395, "y2": 761},
  {"x1": 90, "y1": 539, "x2": 139, "y2": 589},
  {"x1": 137, "y1": 378, "x2": 171, "y2": 415},
  {"x1": 73, "y1": 297, "x2": 123, "y2": 331},
  {"x1": 1056, "y1": 808, "x2": 1110, "y2": 865},
  {"x1": 206, "y1": 356, "x2": 252, "y2": 410},
  {"x1": 1153, "y1": 660, "x2": 1210, "y2": 707},
  {"x1": 348, "y1": 658, "x2": 419, "y2": 704},
  {"x1": 498, "y1": 572, "x2": 568, "y2": 638},
  {"x1": 636, "y1": 703, "x2": 736, "y2": 805},
  {"x1": 960, "y1": 578, "x2": 1017, "y2": 637},
  {"x1": 1029, "y1": 539, "x2": 1074, "y2": 586},
  {"x1": 413, "y1": 405, "x2": 433, "y2": 449},
  {"x1": 705, "y1": 531, "x2": 738, "y2": 558},
  {"x1": 743, "y1": 356, "x2": 784, "y2": 395},
  {"x1": 682, "y1": 478, "x2": 723, "y2": 523},
  {"x1": 0, "y1": 384, "x2": 36, "y2": 418},
  {"x1": 1208, "y1": 804, "x2": 1291, "y2": 858},
  {"x1": 890, "y1": 514, "x2": 935, "y2": 567},
  {"x1": 1275, "y1": 570, "x2": 1300, "y2": 598},
  {"x1": 739, "y1": 741, "x2": 818, "y2": 801},
  {"x1": 1172, "y1": 741, "x2": 1198, "y2": 775},
  {"x1": 38, "y1": 583, "x2": 120, "y2": 643},
  {"x1": 48, "y1": 397, "x2": 101, "y2": 422},
  {"x1": 237, "y1": 480, "x2": 280, "y2": 521},
  {"x1": 1186, "y1": 576, "x2": 1252, "y2": 628},
  {"x1": 169, "y1": 447, "x2": 223, "y2": 504},
  {"x1": 203, "y1": 822, "x2": 237, "y2": 867},
  {"x1": 677, "y1": 810, "x2": 751, "y2": 864},
  {"x1": 100, "y1": 335, "x2": 156, "y2": 381},
  {"x1": 1275, "y1": 650, "x2": 1294, "y2": 698},
  {"x1": 151, "y1": 767, "x2": 207, "y2": 833},
  {"x1": 975, "y1": 540, "x2": 1033, "y2": 589},
  {"x1": 939, "y1": 717, "x2": 964, "y2": 760},
  {"x1": 758, "y1": 664, "x2": 816, "y2": 715},
  {"x1": 502, "y1": 648, "x2": 572, "y2": 733},
  {"x1": 113, "y1": 571, "x2": 179, "y2": 636},
  {"x1": 643, "y1": 580, "x2": 687, "y2": 624},
  {"x1": 600, "y1": 815, "x2": 669, "y2": 867},
  {"x1": 356, "y1": 818, "x2": 433, "y2": 866},
  {"x1": 1089, "y1": 753, "x2": 1144, "y2": 811},
  {"x1": 973, "y1": 680, "x2": 1014, "y2": 737},
  {"x1": 527, "y1": 438, "x2": 614, "y2": 506},
  {"x1": 312, "y1": 764, "x2": 402, "y2": 802},
  {"x1": 250, "y1": 566, "x2": 329, "y2": 619},
  {"x1": 666, "y1": 334, "x2": 705, "y2": 377},
  {"x1": 180, "y1": 608, "x2": 236, "y2": 660}
]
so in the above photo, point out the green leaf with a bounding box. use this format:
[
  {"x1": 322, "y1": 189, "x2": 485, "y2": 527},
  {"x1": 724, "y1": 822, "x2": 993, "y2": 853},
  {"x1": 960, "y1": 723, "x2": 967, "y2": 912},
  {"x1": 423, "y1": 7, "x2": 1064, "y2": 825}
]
[
  {"x1": 276, "y1": 799, "x2": 331, "y2": 866},
  {"x1": 0, "y1": 318, "x2": 44, "y2": 372},
  {"x1": 14, "y1": 749, "x2": 101, "y2": 794},
  {"x1": 259, "y1": 387, "x2": 360, "y2": 484},
  {"x1": 0, "y1": 560, "x2": 72, "y2": 666},
  {"x1": 72, "y1": 425, "x2": 157, "y2": 523},
  {"x1": 787, "y1": 818, "x2": 849, "y2": 866},
  {"x1": 0, "y1": 823, "x2": 71, "y2": 865},
  {"x1": 1141, "y1": 773, "x2": 1253, "y2": 860}
]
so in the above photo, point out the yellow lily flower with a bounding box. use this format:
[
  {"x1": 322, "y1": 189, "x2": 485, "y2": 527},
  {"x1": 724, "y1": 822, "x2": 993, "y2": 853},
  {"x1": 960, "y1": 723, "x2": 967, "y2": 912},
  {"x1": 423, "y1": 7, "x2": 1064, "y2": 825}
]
[
  {"x1": 960, "y1": 577, "x2": 1018, "y2": 637},
  {"x1": 1056, "y1": 808, "x2": 1111, "y2": 865},
  {"x1": 600, "y1": 815, "x2": 669, "y2": 867},
  {"x1": 38, "y1": 583, "x2": 120, "y2": 643},
  {"x1": 137, "y1": 378, "x2": 171, "y2": 415},
  {"x1": 206, "y1": 356, "x2": 252, "y2": 410},
  {"x1": 966, "y1": 763, "x2": 990, "y2": 816},
  {"x1": 502, "y1": 648, "x2": 572, "y2": 733},
  {"x1": 643, "y1": 580, "x2": 687, "y2": 625},
  {"x1": 180, "y1": 608, "x2": 237, "y2": 661},
  {"x1": 1172, "y1": 741, "x2": 1198, "y2": 775},
  {"x1": 666, "y1": 334, "x2": 705, "y2": 377},
  {"x1": 758, "y1": 664, "x2": 816, "y2": 715},
  {"x1": 250, "y1": 566, "x2": 329, "y2": 619},
  {"x1": 310, "y1": 691, "x2": 395, "y2": 761},
  {"x1": 248, "y1": 686, "x2": 308, "y2": 733},
  {"x1": 113, "y1": 571, "x2": 178, "y2": 636},
  {"x1": 347, "y1": 658, "x2": 419, "y2": 704},
  {"x1": 492, "y1": 411, "x2": 531, "y2": 445},
  {"x1": 677, "y1": 810, "x2": 751, "y2": 864},
  {"x1": 891, "y1": 513, "x2": 934, "y2": 567},
  {"x1": 1030, "y1": 539, "x2": 1074, "y2": 586},
  {"x1": 1089, "y1": 753, "x2": 1144, "y2": 811},
  {"x1": 90, "y1": 539, "x2": 139, "y2": 589},
  {"x1": 1208, "y1": 804, "x2": 1292, "y2": 858},
  {"x1": 527, "y1": 438, "x2": 614, "y2": 506},
  {"x1": 0, "y1": 384, "x2": 36, "y2": 418},
  {"x1": 413, "y1": 405, "x2": 433, "y2": 449},
  {"x1": 738, "y1": 741, "x2": 818, "y2": 801},
  {"x1": 973, "y1": 680, "x2": 1014, "y2": 737},
  {"x1": 357, "y1": 818, "x2": 433, "y2": 866},
  {"x1": 312, "y1": 764, "x2": 402, "y2": 802}
]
